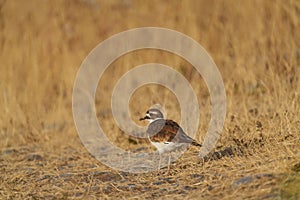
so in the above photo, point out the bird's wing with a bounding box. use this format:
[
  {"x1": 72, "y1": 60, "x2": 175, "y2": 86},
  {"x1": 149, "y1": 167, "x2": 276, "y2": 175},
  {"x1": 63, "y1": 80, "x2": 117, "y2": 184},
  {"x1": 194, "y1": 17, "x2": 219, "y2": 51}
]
[
  {"x1": 147, "y1": 119, "x2": 201, "y2": 146},
  {"x1": 147, "y1": 119, "x2": 175, "y2": 143},
  {"x1": 167, "y1": 120, "x2": 196, "y2": 144}
]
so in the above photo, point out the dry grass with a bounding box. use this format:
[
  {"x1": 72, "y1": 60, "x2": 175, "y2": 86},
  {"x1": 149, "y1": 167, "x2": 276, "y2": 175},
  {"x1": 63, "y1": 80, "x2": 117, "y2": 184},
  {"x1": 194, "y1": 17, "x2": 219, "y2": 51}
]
[{"x1": 0, "y1": 0, "x2": 300, "y2": 199}]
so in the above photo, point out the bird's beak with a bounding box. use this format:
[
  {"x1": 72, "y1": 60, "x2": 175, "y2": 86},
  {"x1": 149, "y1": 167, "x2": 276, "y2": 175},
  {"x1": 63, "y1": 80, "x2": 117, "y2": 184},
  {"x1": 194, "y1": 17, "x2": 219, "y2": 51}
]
[{"x1": 139, "y1": 115, "x2": 150, "y2": 121}]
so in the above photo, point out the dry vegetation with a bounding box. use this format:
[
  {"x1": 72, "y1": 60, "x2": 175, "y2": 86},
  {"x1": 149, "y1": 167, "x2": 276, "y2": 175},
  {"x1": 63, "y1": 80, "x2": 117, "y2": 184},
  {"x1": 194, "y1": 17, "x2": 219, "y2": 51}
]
[{"x1": 1, "y1": 0, "x2": 300, "y2": 199}]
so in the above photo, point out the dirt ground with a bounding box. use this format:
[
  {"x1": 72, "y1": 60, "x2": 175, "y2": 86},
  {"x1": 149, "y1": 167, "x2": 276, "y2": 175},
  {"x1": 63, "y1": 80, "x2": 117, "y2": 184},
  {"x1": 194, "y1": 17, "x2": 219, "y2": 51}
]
[{"x1": 0, "y1": 0, "x2": 300, "y2": 199}]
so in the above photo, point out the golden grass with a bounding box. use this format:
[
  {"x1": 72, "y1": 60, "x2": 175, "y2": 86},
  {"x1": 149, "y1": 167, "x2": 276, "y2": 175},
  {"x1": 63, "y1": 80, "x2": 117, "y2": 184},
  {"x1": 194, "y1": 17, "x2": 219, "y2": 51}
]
[{"x1": 0, "y1": 0, "x2": 299, "y2": 199}]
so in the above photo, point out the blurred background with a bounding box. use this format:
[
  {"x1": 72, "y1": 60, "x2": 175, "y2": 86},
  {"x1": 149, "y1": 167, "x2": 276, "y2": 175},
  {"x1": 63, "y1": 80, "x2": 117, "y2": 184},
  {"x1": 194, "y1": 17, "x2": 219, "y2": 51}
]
[{"x1": 0, "y1": 0, "x2": 299, "y2": 199}]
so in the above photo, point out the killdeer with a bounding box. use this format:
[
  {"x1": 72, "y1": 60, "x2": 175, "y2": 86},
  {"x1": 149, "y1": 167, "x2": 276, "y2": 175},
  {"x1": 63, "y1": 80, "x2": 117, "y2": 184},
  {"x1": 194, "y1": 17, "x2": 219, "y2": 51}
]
[{"x1": 140, "y1": 108, "x2": 201, "y2": 169}]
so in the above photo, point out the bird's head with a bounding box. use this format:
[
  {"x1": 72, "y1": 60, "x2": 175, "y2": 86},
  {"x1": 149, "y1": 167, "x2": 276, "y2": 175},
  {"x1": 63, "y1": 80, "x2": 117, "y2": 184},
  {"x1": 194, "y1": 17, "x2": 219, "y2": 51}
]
[{"x1": 139, "y1": 108, "x2": 164, "y2": 123}]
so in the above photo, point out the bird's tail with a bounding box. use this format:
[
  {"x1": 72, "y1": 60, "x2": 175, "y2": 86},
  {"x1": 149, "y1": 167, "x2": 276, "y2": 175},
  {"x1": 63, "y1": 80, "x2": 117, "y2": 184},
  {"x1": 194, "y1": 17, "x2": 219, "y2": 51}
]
[{"x1": 191, "y1": 140, "x2": 202, "y2": 147}]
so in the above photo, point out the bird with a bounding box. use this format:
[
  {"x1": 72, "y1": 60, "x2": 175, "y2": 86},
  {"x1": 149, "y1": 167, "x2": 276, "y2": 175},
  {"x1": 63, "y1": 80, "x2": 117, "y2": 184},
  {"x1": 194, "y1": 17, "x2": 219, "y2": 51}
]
[{"x1": 139, "y1": 108, "x2": 201, "y2": 170}]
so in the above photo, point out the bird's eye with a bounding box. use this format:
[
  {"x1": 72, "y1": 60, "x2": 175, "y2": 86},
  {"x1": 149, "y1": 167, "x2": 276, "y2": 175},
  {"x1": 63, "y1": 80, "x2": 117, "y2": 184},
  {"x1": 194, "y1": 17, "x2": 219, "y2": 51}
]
[{"x1": 146, "y1": 111, "x2": 149, "y2": 114}]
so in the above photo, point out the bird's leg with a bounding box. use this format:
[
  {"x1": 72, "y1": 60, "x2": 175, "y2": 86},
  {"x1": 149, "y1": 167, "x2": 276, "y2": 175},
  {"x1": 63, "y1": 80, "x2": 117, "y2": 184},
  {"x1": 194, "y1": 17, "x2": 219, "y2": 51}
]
[
  {"x1": 167, "y1": 153, "x2": 171, "y2": 174},
  {"x1": 158, "y1": 153, "x2": 162, "y2": 171}
]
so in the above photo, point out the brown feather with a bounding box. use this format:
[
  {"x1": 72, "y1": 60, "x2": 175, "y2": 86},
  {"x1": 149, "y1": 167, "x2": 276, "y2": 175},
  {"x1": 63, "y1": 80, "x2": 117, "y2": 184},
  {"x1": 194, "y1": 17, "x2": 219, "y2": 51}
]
[{"x1": 147, "y1": 119, "x2": 201, "y2": 146}]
